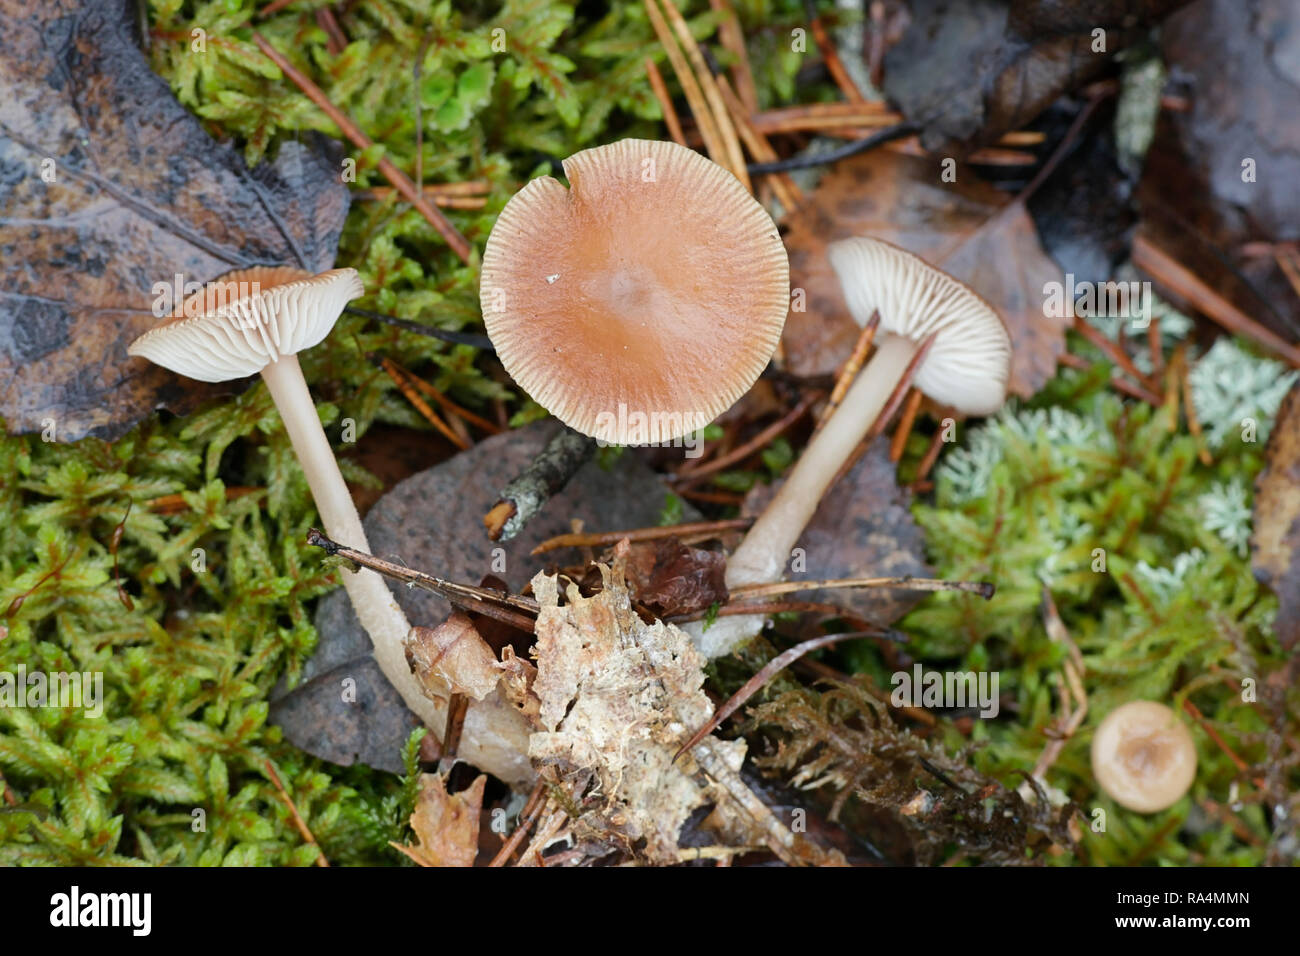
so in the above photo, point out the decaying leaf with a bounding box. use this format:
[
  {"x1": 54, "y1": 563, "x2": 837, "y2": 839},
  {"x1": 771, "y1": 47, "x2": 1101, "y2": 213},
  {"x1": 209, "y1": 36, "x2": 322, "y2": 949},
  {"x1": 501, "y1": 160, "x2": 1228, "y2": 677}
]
[
  {"x1": 622, "y1": 537, "x2": 728, "y2": 618},
  {"x1": 1251, "y1": 382, "x2": 1300, "y2": 649},
  {"x1": 1137, "y1": 0, "x2": 1300, "y2": 344},
  {"x1": 751, "y1": 681, "x2": 1077, "y2": 865},
  {"x1": 391, "y1": 773, "x2": 486, "y2": 867},
  {"x1": 276, "y1": 421, "x2": 698, "y2": 774},
  {"x1": 529, "y1": 559, "x2": 735, "y2": 864},
  {"x1": 882, "y1": 0, "x2": 1191, "y2": 154},
  {"x1": 0, "y1": 0, "x2": 349, "y2": 440},
  {"x1": 527, "y1": 549, "x2": 842, "y2": 865},
  {"x1": 406, "y1": 613, "x2": 502, "y2": 701},
  {"x1": 742, "y1": 438, "x2": 930, "y2": 627},
  {"x1": 780, "y1": 150, "x2": 1068, "y2": 399}
]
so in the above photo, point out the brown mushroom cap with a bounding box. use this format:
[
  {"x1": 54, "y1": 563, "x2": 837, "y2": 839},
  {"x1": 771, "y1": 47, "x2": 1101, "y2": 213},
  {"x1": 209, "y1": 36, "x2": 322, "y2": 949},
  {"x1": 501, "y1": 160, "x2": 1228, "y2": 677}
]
[
  {"x1": 1091, "y1": 700, "x2": 1197, "y2": 813},
  {"x1": 128, "y1": 267, "x2": 363, "y2": 382},
  {"x1": 827, "y1": 237, "x2": 1011, "y2": 415},
  {"x1": 480, "y1": 139, "x2": 789, "y2": 445}
]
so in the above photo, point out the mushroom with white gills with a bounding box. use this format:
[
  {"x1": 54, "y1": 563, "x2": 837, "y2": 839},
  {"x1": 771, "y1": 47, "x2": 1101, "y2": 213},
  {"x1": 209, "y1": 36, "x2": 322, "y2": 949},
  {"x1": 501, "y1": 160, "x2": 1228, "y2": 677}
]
[
  {"x1": 480, "y1": 137, "x2": 789, "y2": 451},
  {"x1": 128, "y1": 266, "x2": 534, "y2": 787},
  {"x1": 689, "y1": 237, "x2": 1012, "y2": 659}
]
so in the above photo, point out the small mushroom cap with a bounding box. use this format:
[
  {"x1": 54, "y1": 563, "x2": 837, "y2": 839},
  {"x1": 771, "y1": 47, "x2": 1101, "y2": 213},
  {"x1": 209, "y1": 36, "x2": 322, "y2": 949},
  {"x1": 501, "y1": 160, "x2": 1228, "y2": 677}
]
[
  {"x1": 827, "y1": 237, "x2": 1011, "y2": 415},
  {"x1": 1091, "y1": 700, "x2": 1197, "y2": 813},
  {"x1": 128, "y1": 267, "x2": 364, "y2": 382},
  {"x1": 481, "y1": 138, "x2": 789, "y2": 445}
]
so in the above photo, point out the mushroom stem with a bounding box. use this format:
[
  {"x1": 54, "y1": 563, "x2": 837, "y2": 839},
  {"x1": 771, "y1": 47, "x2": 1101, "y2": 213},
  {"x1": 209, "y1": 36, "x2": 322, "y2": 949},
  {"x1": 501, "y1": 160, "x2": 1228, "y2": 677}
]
[
  {"x1": 260, "y1": 355, "x2": 448, "y2": 721},
  {"x1": 691, "y1": 335, "x2": 918, "y2": 658}
]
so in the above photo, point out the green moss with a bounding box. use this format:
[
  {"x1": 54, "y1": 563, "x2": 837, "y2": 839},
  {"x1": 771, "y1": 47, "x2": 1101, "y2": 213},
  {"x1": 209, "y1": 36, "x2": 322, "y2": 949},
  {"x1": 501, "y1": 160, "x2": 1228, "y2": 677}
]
[{"x1": 1, "y1": 0, "x2": 830, "y2": 865}]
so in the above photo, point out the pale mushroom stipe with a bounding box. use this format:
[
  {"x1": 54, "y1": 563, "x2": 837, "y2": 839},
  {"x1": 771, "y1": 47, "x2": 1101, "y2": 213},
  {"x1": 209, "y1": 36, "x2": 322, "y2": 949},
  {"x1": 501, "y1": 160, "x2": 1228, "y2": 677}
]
[
  {"x1": 480, "y1": 138, "x2": 790, "y2": 448},
  {"x1": 128, "y1": 266, "x2": 533, "y2": 787},
  {"x1": 689, "y1": 238, "x2": 1012, "y2": 659},
  {"x1": 1091, "y1": 700, "x2": 1198, "y2": 813}
]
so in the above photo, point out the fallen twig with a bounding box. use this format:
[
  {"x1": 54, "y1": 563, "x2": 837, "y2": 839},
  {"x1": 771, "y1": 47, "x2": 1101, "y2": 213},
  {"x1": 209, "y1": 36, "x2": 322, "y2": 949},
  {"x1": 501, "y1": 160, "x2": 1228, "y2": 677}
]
[
  {"x1": 483, "y1": 427, "x2": 596, "y2": 542},
  {"x1": 306, "y1": 529, "x2": 539, "y2": 631}
]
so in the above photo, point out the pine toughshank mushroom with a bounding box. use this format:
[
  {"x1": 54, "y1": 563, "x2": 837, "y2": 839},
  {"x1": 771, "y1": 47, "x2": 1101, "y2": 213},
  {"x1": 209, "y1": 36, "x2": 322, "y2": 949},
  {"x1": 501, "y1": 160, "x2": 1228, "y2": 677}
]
[
  {"x1": 129, "y1": 266, "x2": 532, "y2": 785},
  {"x1": 1091, "y1": 700, "x2": 1197, "y2": 813},
  {"x1": 480, "y1": 138, "x2": 789, "y2": 446},
  {"x1": 691, "y1": 238, "x2": 1011, "y2": 658}
]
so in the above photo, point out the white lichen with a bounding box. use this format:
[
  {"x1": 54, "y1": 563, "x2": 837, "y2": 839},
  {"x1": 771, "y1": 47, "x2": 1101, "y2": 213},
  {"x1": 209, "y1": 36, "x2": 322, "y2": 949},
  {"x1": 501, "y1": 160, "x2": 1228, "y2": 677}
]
[
  {"x1": 1133, "y1": 549, "x2": 1206, "y2": 603},
  {"x1": 1199, "y1": 478, "x2": 1253, "y2": 557},
  {"x1": 1188, "y1": 338, "x2": 1297, "y2": 448}
]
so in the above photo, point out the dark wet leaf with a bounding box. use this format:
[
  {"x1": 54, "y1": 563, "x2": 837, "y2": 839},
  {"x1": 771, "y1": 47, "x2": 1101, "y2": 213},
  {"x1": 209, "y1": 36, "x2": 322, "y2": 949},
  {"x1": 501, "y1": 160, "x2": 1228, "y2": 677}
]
[
  {"x1": 1251, "y1": 383, "x2": 1300, "y2": 650},
  {"x1": 273, "y1": 421, "x2": 698, "y2": 773},
  {"x1": 0, "y1": 0, "x2": 349, "y2": 440},
  {"x1": 1137, "y1": 0, "x2": 1300, "y2": 344},
  {"x1": 781, "y1": 149, "x2": 1068, "y2": 399},
  {"x1": 624, "y1": 537, "x2": 728, "y2": 618},
  {"x1": 883, "y1": 0, "x2": 1191, "y2": 154},
  {"x1": 742, "y1": 438, "x2": 930, "y2": 628}
]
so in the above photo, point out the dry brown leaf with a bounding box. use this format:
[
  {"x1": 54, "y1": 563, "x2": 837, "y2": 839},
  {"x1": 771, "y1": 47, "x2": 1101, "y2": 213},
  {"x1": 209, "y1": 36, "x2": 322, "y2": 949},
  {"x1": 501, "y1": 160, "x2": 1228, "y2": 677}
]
[
  {"x1": 406, "y1": 612, "x2": 502, "y2": 701},
  {"x1": 1251, "y1": 382, "x2": 1300, "y2": 649},
  {"x1": 391, "y1": 773, "x2": 486, "y2": 868},
  {"x1": 781, "y1": 150, "x2": 1068, "y2": 399}
]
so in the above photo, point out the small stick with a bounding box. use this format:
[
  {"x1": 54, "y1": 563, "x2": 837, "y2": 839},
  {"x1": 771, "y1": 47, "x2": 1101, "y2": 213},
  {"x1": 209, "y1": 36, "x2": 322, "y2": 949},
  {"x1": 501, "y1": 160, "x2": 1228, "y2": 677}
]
[
  {"x1": 1176, "y1": 345, "x2": 1213, "y2": 466},
  {"x1": 730, "y1": 575, "x2": 994, "y2": 601},
  {"x1": 675, "y1": 393, "x2": 819, "y2": 483},
  {"x1": 147, "y1": 486, "x2": 261, "y2": 515},
  {"x1": 489, "y1": 781, "x2": 546, "y2": 867},
  {"x1": 714, "y1": 75, "x2": 802, "y2": 211},
  {"x1": 379, "y1": 358, "x2": 470, "y2": 450},
  {"x1": 1057, "y1": 352, "x2": 1164, "y2": 405},
  {"x1": 1274, "y1": 246, "x2": 1300, "y2": 301},
  {"x1": 889, "y1": 388, "x2": 924, "y2": 462},
  {"x1": 1182, "y1": 699, "x2": 1264, "y2": 789},
  {"x1": 532, "y1": 518, "x2": 752, "y2": 555},
  {"x1": 1147, "y1": 313, "x2": 1163, "y2": 378},
  {"x1": 1134, "y1": 235, "x2": 1300, "y2": 368},
  {"x1": 643, "y1": 0, "x2": 728, "y2": 170},
  {"x1": 259, "y1": 0, "x2": 296, "y2": 16},
  {"x1": 1072, "y1": 317, "x2": 1162, "y2": 398},
  {"x1": 264, "y1": 759, "x2": 329, "y2": 867},
  {"x1": 708, "y1": 0, "x2": 758, "y2": 112},
  {"x1": 676, "y1": 631, "x2": 877, "y2": 760},
  {"x1": 867, "y1": 0, "x2": 886, "y2": 88},
  {"x1": 816, "y1": 312, "x2": 880, "y2": 431},
  {"x1": 746, "y1": 123, "x2": 917, "y2": 175},
  {"x1": 356, "y1": 181, "x2": 492, "y2": 199},
  {"x1": 385, "y1": 359, "x2": 502, "y2": 435},
  {"x1": 440, "y1": 694, "x2": 468, "y2": 769},
  {"x1": 306, "y1": 529, "x2": 540, "y2": 630},
  {"x1": 644, "y1": 58, "x2": 687, "y2": 147},
  {"x1": 910, "y1": 425, "x2": 947, "y2": 488},
  {"x1": 678, "y1": 488, "x2": 745, "y2": 506},
  {"x1": 345, "y1": 306, "x2": 494, "y2": 350},
  {"x1": 656, "y1": 0, "x2": 750, "y2": 190},
  {"x1": 807, "y1": 5, "x2": 865, "y2": 102},
  {"x1": 355, "y1": 190, "x2": 487, "y2": 210},
  {"x1": 316, "y1": 8, "x2": 347, "y2": 55},
  {"x1": 251, "y1": 33, "x2": 472, "y2": 263},
  {"x1": 483, "y1": 428, "x2": 596, "y2": 541}
]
